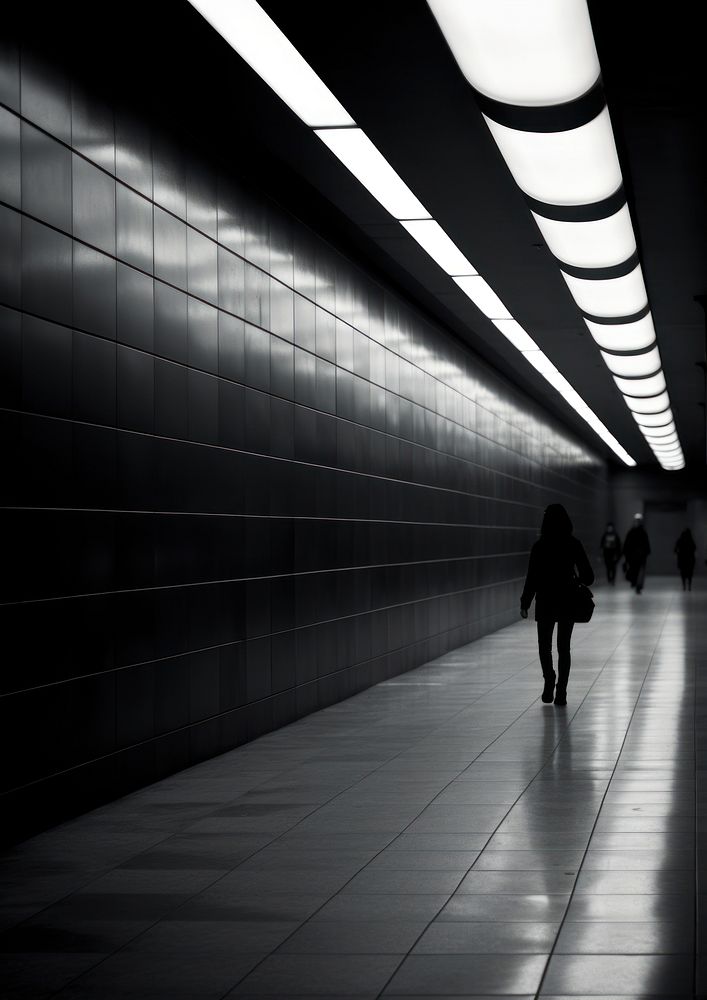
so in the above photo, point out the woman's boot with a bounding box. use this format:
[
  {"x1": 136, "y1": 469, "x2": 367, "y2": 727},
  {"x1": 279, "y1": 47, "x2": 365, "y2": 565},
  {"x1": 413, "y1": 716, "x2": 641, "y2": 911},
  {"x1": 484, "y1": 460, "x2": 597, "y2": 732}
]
[{"x1": 542, "y1": 671, "x2": 556, "y2": 703}]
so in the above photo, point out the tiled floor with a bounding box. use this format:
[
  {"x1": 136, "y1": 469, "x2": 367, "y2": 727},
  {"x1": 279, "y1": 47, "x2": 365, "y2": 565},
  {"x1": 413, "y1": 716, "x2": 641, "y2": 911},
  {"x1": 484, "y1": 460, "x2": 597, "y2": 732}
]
[{"x1": 1, "y1": 577, "x2": 705, "y2": 999}]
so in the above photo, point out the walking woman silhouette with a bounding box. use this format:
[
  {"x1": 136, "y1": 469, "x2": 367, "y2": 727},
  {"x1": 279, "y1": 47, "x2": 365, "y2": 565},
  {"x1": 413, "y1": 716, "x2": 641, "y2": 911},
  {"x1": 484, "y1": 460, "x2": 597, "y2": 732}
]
[{"x1": 520, "y1": 504, "x2": 594, "y2": 706}]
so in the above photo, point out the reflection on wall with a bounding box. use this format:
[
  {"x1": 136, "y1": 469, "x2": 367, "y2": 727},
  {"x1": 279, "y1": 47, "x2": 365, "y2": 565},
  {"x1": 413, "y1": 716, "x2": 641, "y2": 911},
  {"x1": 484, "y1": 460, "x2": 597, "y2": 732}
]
[{"x1": 0, "y1": 37, "x2": 608, "y2": 840}]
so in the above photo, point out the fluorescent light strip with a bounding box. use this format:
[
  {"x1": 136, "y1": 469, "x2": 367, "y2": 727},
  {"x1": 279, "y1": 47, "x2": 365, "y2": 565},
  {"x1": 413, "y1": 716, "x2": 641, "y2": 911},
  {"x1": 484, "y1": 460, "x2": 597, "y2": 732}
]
[
  {"x1": 492, "y1": 319, "x2": 539, "y2": 351},
  {"x1": 190, "y1": 0, "x2": 638, "y2": 467},
  {"x1": 453, "y1": 275, "x2": 512, "y2": 319},
  {"x1": 561, "y1": 264, "x2": 648, "y2": 319},
  {"x1": 316, "y1": 128, "x2": 431, "y2": 220},
  {"x1": 188, "y1": 0, "x2": 354, "y2": 127},
  {"x1": 519, "y1": 350, "x2": 635, "y2": 465},
  {"x1": 400, "y1": 219, "x2": 477, "y2": 275}
]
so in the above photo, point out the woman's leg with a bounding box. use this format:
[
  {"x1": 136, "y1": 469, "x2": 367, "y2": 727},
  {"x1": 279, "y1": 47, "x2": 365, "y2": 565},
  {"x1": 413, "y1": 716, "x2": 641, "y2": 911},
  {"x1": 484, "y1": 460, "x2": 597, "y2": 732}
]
[
  {"x1": 555, "y1": 619, "x2": 575, "y2": 699},
  {"x1": 537, "y1": 619, "x2": 556, "y2": 702}
]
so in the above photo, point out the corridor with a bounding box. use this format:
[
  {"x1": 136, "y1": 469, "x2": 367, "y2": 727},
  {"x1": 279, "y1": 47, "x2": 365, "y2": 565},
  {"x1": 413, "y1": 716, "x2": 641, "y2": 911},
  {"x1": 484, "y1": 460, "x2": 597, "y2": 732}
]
[{"x1": 1, "y1": 578, "x2": 704, "y2": 998}]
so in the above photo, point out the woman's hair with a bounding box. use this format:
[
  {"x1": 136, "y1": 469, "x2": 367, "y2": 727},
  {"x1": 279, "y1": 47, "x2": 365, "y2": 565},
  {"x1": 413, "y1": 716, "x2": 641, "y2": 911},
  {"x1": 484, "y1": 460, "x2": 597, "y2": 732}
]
[{"x1": 541, "y1": 503, "x2": 573, "y2": 537}]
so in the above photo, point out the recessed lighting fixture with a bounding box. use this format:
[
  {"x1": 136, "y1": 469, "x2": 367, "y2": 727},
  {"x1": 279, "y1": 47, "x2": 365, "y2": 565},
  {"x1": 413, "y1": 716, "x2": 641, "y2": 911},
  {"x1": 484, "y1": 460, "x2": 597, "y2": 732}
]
[
  {"x1": 531, "y1": 205, "x2": 636, "y2": 269},
  {"x1": 190, "y1": 0, "x2": 639, "y2": 468},
  {"x1": 427, "y1": 0, "x2": 600, "y2": 106},
  {"x1": 492, "y1": 319, "x2": 539, "y2": 351},
  {"x1": 188, "y1": 0, "x2": 354, "y2": 127},
  {"x1": 400, "y1": 219, "x2": 477, "y2": 275},
  {"x1": 600, "y1": 346, "x2": 661, "y2": 379},
  {"x1": 483, "y1": 110, "x2": 622, "y2": 207},
  {"x1": 453, "y1": 275, "x2": 512, "y2": 319},
  {"x1": 615, "y1": 371, "x2": 667, "y2": 398},
  {"x1": 584, "y1": 314, "x2": 657, "y2": 352},
  {"x1": 561, "y1": 264, "x2": 648, "y2": 319},
  {"x1": 316, "y1": 128, "x2": 431, "y2": 220}
]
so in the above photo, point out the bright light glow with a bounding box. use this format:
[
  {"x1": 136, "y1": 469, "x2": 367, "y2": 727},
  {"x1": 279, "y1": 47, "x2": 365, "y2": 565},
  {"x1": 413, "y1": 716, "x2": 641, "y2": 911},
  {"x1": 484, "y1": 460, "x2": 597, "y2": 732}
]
[
  {"x1": 484, "y1": 109, "x2": 622, "y2": 206},
  {"x1": 517, "y1": 350, "x2": 635, "y2": 465},
  {"x1": 453, "y1": 275, "x2": 512, "y2": 319},
  {"x1": 641, "y1": 419, "x2": 676, "y2": 435},
  {"x1": 492, "y1": 319, "x2": 539, "y2": 351},
  {"x1": 632, "y1": 408, "x2": 674, "y2": 428},
  {"x1": 316, "y1": 128, "x2": 430, "y2": 220},
  {"x1": 561, "y1": 264, "x2": 648, "y2": 318},
  {"x1": 401, "y1": 219, "x2": 477, "y2": 274},
  {"x1": 644, "y1": 432, "x2": 679, "y2": 446},
  {"x1": 651, "y1": 447, "x2": 683, "y2": 458},
  {"x1": 531, "y1": 205, "x2": 636, "y2": 269},
  {"x1": 188, "y1": 0, "x2": 354, "y2": 127},
  {"x1": 427, "y1": 0, "x2": 599, "y2": 106},
  {"x1": 625, "y1": 390, "x2": 670, "y2": 414},
  {"x1": 615, "y1": 371, "x2": 667, "y2": 398},
  {"x1": 585, "y1": 314, "x2": 657, "y2": 352},
  {"x1": 600, "y1": 346, "x2": 661, "y2": 378}
]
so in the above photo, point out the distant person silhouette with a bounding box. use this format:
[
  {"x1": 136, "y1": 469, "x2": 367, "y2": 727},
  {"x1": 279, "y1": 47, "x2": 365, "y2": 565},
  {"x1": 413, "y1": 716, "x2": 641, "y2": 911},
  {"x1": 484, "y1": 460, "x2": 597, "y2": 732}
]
[
  {"x1": 674, "y1": 528, "x2": 696, "y2": 591},
  {"x1": 623, "y1": 513, "x2": 651, "y2": 594},
  {"x1": 599, "y1": 522, "x2": 622, "y2": 584},
  {"x1": 520, "y1": 504, "x2": 594, "y2": 707}
]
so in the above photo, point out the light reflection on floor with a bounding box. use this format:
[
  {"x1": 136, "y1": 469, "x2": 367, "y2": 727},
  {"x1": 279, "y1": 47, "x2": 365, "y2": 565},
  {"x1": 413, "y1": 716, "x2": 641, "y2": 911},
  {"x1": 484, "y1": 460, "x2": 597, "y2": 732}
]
[{"x1": 1, "y1": 576, "x2": 704, "y2": 998}]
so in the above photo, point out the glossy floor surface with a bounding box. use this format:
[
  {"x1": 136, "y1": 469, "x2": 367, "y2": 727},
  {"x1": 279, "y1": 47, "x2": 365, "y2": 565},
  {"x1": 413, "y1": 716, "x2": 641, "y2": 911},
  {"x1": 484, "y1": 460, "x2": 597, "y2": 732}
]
[{"x1": 1, "y1": 577, "x2": 704, "y2": 999}]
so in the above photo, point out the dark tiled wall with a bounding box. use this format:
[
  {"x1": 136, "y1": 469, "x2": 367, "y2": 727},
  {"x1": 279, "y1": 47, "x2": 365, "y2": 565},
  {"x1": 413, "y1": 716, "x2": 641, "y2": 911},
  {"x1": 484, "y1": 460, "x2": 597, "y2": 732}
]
[{"x1": 0, "y1": 38, "x2": 609, "y2": 841}]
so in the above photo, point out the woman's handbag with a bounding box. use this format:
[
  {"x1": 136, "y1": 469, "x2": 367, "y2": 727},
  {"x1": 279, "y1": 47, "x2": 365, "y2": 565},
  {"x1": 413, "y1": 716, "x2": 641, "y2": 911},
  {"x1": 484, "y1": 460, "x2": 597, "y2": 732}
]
[{"x1": 570, "y1": 579, "x2": 595, "y2": 623}]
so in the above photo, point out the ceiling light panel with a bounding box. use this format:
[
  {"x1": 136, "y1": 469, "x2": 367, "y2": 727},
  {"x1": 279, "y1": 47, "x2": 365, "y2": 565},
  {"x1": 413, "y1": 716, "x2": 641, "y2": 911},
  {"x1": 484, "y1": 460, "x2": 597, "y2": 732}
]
[
  {"x1": 483, "y1": 110, "x2": 622, "y2": 207},
  {"x1": 625, "y1": 390, "x2": 670, "y2": 415},
  {"x1": 492, "y1": 319, "x2": 539, "y2": 351},
  {"x1": 585, "y1": 314, "x2": 657, "y2": 352},
  {"x1": 632, "y1": 412, "x2": 673, "y2": 431},
  {"x1": 427, "y1": 0, "x2": 600, "y2": 106},
  {"x1": 644, "y1": 432, "x2": 679, "y2": 447},
  {"x1": 191, "y1": 0, "x2": 641, "y2": 468},
  {"x1": 642, "y1": 424, "x2": 677, "y2": 440},
  {"x1": 615, "y1": 371, "x2": 667, "y2": 398},
  {"x1": 188, "y1": 0, "x2": 354, "y2": 127},
  {"x1": 561, "y1": 264, "x2": 648, "y2": 319},
  {"x1": 401, "y1": 219, "x2": 477, "y2": 275},
  {"x1": 600, "y1": 346, "x2": 662, "y2": 379},
  {"x1": 453, "y1": 275, "x2": 512, "y2": 319},
  {"x1": 427, "y1": 0, "x2": 682, "y2": 468},
  {"x1": 531, "y1": 205, "x2": 636, "y2": 269},
  {"x1": 316, "y1": 128, "x2": 430, "y2": 220}
]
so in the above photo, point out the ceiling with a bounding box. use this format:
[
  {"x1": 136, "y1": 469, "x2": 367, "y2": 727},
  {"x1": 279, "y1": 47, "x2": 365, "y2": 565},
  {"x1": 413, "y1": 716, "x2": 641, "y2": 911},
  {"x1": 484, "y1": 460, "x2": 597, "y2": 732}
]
[{"x1": 66, "y1": 1, "x2": 707, "y2": 468}]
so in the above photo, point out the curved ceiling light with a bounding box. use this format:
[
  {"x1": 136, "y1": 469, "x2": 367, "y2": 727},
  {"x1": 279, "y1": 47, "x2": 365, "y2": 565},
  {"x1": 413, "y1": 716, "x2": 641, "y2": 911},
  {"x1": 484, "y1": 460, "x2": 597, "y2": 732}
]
[
  {"x1": 188, "y1": 0, "x2": 637, "y2": 467},
  {"x1": 601, "y1": 346, "x2": 662, "y2": 379},
  {"x1": 531, "y1": 205, "x2": 636, "y2": 269},
  {"x1": 631, "y1": 408, "x2": 673, "y2": 428},
  {"x1": 560, "y1": 265, "x2": 648, "y2": 319},
  {"x1": 428, "y1": 0, "x2": 684, "y2": 470},
  {"x1": 585, "y1": 314, "x2": 657, "y2": 353}
]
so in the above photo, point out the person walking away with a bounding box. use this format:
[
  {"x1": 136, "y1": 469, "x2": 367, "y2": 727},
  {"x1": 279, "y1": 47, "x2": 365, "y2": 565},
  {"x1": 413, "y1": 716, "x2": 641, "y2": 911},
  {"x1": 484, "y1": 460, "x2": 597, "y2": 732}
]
[
  {"x1": 599, "y1": 522, "x2": 622, "y2": 584},
  {"x1": 623, "y1": 513, "x2": 651, "y2": 594},
  {"x1": 520, "y1": 504, "x2": 594, "y2": 706},
  {"x1": 674, "y1": 528, "x2": 696, "y2": 591}
]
